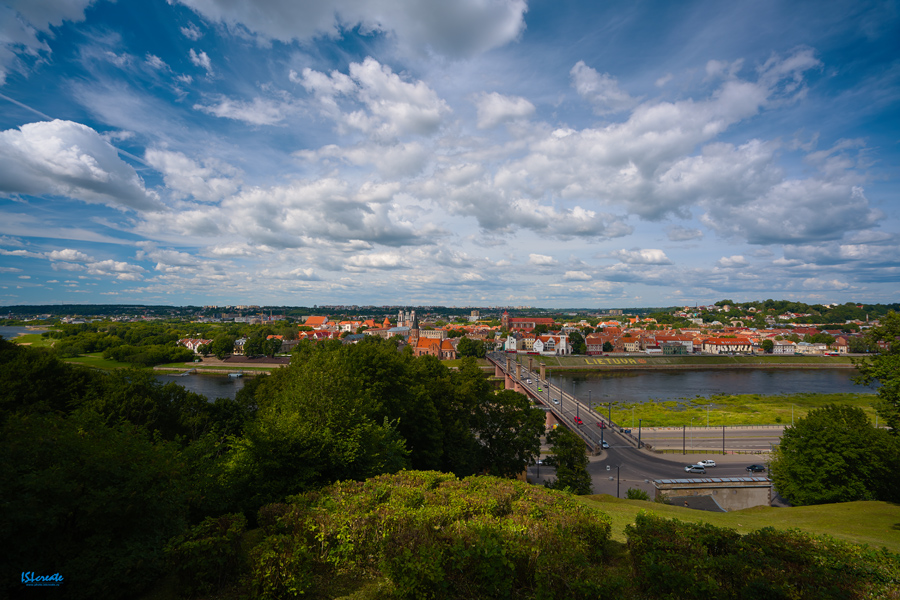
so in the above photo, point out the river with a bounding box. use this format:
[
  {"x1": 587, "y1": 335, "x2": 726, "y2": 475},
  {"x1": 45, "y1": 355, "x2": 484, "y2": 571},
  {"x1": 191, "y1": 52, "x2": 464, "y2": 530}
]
[
  {"x1": 553, "y1": 369, "x2": 875, "y2": 406},
  {"x1": 157, "y1": 366, "x2": 875, "y2": 403},
  {"x1": 0, "y1": 325, "x2": 49, "y2": 339},
  {"x1": 154, "y1": 373, "x2": 247, "y2": 400}
]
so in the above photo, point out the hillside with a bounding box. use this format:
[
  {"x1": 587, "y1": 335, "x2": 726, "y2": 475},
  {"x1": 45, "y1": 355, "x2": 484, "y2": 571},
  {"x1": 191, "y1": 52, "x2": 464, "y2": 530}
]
[{"x1": 584, "y1": 495, "x2": 900, "y2": 552}]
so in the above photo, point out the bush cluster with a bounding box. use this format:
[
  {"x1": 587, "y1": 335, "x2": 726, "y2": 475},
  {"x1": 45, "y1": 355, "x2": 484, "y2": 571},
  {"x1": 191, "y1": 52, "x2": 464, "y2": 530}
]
[
  {"x1": 247, "y1": 470, "x2": 614, "y2": 599},
  {"x1": 626, "y1": 511, "x2": 900, "y2": 599},
  {"x1": 165, "y1": 513, "x2": 248, "y2": 597}
]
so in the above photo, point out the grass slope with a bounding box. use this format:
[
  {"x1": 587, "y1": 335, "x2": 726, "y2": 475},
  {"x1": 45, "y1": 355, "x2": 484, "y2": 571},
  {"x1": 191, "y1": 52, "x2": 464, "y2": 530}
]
[{"x1": 584, "y1": 495, "x2": 900, "y2": 552}]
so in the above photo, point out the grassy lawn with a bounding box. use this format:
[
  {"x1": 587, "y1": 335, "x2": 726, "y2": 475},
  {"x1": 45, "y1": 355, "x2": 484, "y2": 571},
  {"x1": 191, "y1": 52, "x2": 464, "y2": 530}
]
[
  {"x1": 61, "y1": 353, "x2": 136, "y2": 369},
  {"x1": 583, "y1": 495, "x2": 900, "y2": 552},
  {"x1": 161, "y1": 365, "x2": 278, "y2": 373},
  {"x1": 605, "y1": 391, "x2": 880, "y2": 427},
  {"x1": 11, "y1": 333, "x2": 56, "y2": 348}
]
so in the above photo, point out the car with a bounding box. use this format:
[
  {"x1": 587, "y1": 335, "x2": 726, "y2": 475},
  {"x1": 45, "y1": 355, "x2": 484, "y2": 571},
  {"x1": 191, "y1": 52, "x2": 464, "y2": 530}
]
[
  {"x1": 526, "y1": 378, "x2": 532, "y2": 384},
  {"x1": 596, "y1": 421, "x2": 605, "y2": 428},
  {"x1": 573, "y1": 416, "x2": 583, "y2": 425},
  {"x1": 697, "y1": 459, "x2": 716, "y2": 468},
  {"x1": 746, "y1": 464, "x2": 766, "y2": 473},
  {"x1": 684, "y1": 465, "x2": 706, "y2": 474},
  {"x1": 601, "y1": 441, "x2": 609, "y2": 449},
  {"x1": 537, "y1": 386, "x2": 543, "y2": 392},
  {"x1": 552, "y1": 398, "x2": 559, "y2": 405}
]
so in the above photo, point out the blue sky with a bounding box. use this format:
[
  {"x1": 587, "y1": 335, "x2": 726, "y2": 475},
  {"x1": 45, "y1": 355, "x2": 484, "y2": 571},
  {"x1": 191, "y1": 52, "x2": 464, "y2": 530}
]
[{"x1": 0, "y1": 0, "x2": 898, "y2": 308}]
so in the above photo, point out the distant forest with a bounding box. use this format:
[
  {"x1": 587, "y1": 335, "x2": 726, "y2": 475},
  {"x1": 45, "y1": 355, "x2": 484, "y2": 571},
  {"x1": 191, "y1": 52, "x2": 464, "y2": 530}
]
[{"x1": 2, "y1": 299, "x2": 899, "y2": 322}]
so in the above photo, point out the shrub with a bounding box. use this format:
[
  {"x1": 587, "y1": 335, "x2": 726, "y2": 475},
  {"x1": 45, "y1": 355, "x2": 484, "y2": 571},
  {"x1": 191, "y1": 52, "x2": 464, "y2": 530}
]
[
  {"x1": 248, "y1": 535, "x2": 325, "y2": 600},
  {"x1": 625, "y1": 487, "x2": 651, "y2": 501},
  {"x1": 626, "y1": 511, "x2": 900, "y2": 599},
  {"x1": 246, "y1": 471, "x2": 614, "y2": 599},
  {"x1": 165, "y1": 513, "x2": 247, "y2": 597}
]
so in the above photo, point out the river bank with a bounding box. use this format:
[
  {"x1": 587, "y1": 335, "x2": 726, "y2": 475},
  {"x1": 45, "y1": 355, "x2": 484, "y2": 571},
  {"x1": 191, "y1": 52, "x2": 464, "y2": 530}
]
[{"x1": 154, "y1": 355, "x2": 289, "y2": 376}]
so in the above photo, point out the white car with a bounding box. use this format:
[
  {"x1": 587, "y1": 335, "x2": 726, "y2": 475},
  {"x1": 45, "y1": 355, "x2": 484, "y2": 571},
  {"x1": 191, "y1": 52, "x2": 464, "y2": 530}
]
[
  {"x1": 684, "y1": 465, "x2": 706, "y2": 474},
  {"x1": 526, "y1": 378, "x2": 532, "y2": 384},
  {"x1": 697, "y1": 460, "x2": 716, "y2": 468}
]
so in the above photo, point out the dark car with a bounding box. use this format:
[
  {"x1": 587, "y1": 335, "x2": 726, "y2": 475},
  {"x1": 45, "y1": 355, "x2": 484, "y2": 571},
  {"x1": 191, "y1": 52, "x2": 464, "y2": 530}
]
[{"x1": 746, "y1": 464, "x2": 766, "y2": 473}]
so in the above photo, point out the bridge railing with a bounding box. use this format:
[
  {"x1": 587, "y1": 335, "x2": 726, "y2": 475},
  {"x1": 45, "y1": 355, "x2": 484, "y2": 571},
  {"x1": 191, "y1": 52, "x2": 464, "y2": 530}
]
[{"x1": 488, "y1": 353, "x2": 637, "y2": 453}]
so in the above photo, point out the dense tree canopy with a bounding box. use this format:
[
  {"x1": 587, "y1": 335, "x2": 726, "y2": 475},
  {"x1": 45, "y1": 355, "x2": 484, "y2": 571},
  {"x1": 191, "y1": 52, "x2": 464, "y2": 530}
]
[
  {"x1": 854, "y1": 311, "x2": 900, "y2": 433},
  {"x1": 544, "y1": 426, "x2": 593, "y2": 495},
  {"x1": 456, "y1": 336, "x2": 486, "y2": 358},
  {"x1": 769, "y1": 404, "x2": 900, "y2": 505}
]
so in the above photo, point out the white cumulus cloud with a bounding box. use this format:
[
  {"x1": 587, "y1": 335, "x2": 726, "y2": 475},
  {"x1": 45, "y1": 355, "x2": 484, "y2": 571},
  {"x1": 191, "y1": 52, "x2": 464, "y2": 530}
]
[
  {"x1": 475, "y1": 92, "x2": 535, "y2": 129},
  {"x1": 0, "y1": 120, "x2": 161, "y2": 211}
]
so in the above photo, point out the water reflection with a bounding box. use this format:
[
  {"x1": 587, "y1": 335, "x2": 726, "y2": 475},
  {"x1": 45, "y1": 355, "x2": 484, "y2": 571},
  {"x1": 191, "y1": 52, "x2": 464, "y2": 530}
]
[
  {"x1": 155, "y1": 373, "x2": 247, "y2": 400},
  {"x1": 555, "y1": 369, "x2": 874, "y2": 405}
]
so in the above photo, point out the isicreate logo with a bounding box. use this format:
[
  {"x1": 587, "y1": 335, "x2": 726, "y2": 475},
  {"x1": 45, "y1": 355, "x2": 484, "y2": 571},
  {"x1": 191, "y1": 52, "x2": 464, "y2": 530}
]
[{"x1": 21, "y1": 572, "x2": 64, "y2": 587}]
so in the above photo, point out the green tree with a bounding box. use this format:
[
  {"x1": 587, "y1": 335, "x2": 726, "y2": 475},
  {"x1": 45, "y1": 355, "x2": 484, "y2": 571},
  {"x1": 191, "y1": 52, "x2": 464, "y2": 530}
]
[
  {"x1": 544, "y1": 426, "x2": 592, "y2": 494},
  {"x1": 568, "y1": 330, "x2": 586, "y2": 354},
  {"x1": 1, "y1": 410, "x2": 189, "y2": 600},
  {"x1": 761, "y1": 339, "x2": 774, "y2": 354},
  {"x1": 473, "y1": 389, "x2": 544, "y2": 477},
  {"x1": 0, "y1": 338, "x2": 100, "y2": 421},
  {"x1": 807, "y1": 332, "x2": 835, "y2": 345},
  {"x1": 854, "y1": 311, "x2": 900, "y2": 433},
  {"x1": 602, "y1": 341, "x2": 614, "y2": 353},
  {"x1": 210, "y1": 333, "x2": 236, "y2": 359},
  {"x1": 769, "y1": 404, "x2": 900, "y2": 505},
  {"x1": 456, "y1": 336, "x2": 486, "y2": 358}
]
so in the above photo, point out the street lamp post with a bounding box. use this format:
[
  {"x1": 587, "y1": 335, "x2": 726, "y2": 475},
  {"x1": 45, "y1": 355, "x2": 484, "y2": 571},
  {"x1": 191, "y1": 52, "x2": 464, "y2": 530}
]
[
  {"x1": 706, "y1": 405, "x2": 710, "y2": 428},
  {"x1": 574, "y1": 381, "x2": 578, "y2": 418},
  {"x1": 792, "y1": 404, "x2": 795, "y2": 427},
  {"x1": 690, "y1": 417, "x2": 696, "y2": 452}
]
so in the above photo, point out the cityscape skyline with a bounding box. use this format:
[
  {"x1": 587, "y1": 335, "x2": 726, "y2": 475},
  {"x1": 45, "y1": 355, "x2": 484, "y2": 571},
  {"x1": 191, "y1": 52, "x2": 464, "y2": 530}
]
[{"x1": 1, "y1": 0, "x2": 898, "y2": 308}]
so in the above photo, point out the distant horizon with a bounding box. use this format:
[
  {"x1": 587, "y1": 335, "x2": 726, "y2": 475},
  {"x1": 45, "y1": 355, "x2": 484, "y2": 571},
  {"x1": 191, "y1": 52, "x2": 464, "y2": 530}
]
[
  {"x1": 1, "y1": 1, "x2": 897, "y2": 307},
  {"x1": 3, "y1": 298, "x2": 897, "y2": 315}
]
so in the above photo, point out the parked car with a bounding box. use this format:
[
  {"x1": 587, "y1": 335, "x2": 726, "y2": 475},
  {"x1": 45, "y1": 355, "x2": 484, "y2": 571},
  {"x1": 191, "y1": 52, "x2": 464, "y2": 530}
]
[
  {"x1": 746, "y1": 464, "x2": 766, "y2": 473},
  {"x1": 684, "y1": 465, "x2": 706, "y2": 474},
  {"x1": 697, "y1": 459, "x2": 716, "y2": 467}
]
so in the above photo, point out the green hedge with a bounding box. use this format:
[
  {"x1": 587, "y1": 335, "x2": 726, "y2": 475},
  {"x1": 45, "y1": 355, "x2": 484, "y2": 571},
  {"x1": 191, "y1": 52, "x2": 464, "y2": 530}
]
[{"x1": 626, "y1": 511, "x2": 900, "y2": 599}]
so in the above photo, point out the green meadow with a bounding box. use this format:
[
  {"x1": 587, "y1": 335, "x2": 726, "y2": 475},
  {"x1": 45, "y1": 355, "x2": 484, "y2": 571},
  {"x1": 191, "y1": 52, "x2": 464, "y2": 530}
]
[
  {"x1": 604, "y1": 392, "x2": 879, "y2": 428},
  {"x1": 583, "y1": 495, "x2": 900, "y2": 553}
]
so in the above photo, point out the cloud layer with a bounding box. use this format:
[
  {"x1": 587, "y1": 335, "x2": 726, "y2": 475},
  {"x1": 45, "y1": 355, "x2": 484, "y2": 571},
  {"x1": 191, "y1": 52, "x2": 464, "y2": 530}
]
[{"x1": 0, "y1": 1, "x2": 897, "y2": 306}]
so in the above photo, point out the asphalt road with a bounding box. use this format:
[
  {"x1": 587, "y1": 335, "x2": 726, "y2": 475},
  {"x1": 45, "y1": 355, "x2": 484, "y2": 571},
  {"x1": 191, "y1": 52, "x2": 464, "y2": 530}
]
[
  {"x1": 527, "y1": 425, "x2": 769, "y2": 498},
  {"x1": 498, "y1": 356, "x2": 772, "y2": 497}
]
